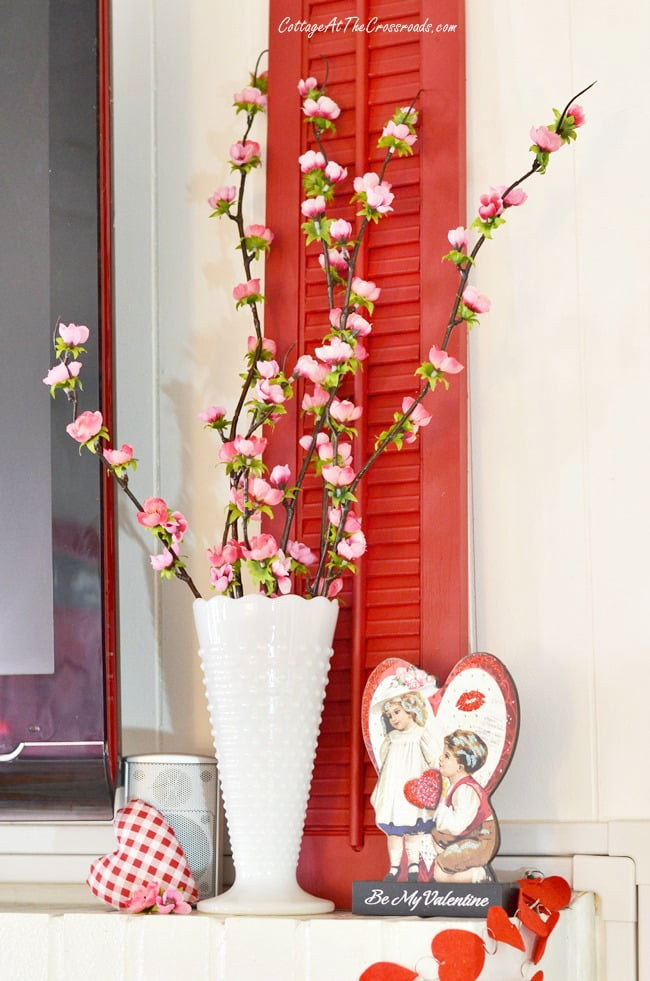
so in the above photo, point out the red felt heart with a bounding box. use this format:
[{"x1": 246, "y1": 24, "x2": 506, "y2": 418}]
[
  {"x1": 518, "y1": 875, "x2": 572, "y2": 912},
  {"x1": 403, "y1": 768, "x2": 442, "y2": 809},
  {"x1": 359, "y1": 964, "x2": 418, "y2": 981},
  {"x1": 431, "y1": 929, "x2": 486, "y2": 981},
  {"x1": 87, "y1": 799, "x2": 199, "y2": 910},
  {"x1": 532, "y1": 911, "x2": 560, "y2": 964},
  {"x1": 486, "y1": 905, "x2": 526, "y2": 950}
]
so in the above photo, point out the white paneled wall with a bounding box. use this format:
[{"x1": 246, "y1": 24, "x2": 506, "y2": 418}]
[
  {"x1": 112, "y1": 0, "x2": 649, "y2": 830},
  {"x1": 466, "y1": 0, "x2": 650, "y2": 825}
]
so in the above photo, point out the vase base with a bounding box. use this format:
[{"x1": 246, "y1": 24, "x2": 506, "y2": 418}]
[{"x1": 197, "y1": 882, "x2": 335, "y2": 916}]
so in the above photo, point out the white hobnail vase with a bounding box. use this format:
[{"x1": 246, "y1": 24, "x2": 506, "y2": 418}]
[{"x1": 193, "y1": 592, "x2": 339, "y2": 914}]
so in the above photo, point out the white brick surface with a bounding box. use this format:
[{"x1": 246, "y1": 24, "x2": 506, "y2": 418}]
[{"x1": 0, "y1": 894, "x2": 599, "y2": 981}]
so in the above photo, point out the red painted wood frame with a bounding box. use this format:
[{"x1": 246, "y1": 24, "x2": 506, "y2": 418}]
[
  {"x1": 265, "y1": 0, "x2": 466, "y2": 907},
  {"x1": 99, "y1": 0, "x2": 119, "y2": 787}
]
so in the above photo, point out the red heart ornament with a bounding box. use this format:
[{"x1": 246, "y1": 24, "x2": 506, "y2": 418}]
[
  {"x1": 87, "y1": 799, "x2": 199, "y2": 910},
  {"x1": 359, "y1": 964, "x2": 418, "y2": 981},
  {"x1": 518, "y1": 875, "x2": 572, "y2": 912},
  {"x1": 431, "y1": 929, "x2": 486, "y2": 981},
  {"x1": 486, "y1": 905, "x2": 526, "y2": 950},
  {"x1": 403, "y1": 768, "x2": 442, "y2": 809}
]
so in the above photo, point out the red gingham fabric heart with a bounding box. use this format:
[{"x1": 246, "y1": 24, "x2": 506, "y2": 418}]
[{"x1": 87, "y1": 799, "x2": 199, "y2": 910}]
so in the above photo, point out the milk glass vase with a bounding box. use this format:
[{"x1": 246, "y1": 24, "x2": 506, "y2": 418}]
[{"x1": 193, "y1": 592, "x2": 339, "y2": 914}]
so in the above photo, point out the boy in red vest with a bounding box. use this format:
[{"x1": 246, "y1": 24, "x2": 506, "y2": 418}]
[{"x1": 431, "y1": 729, "x2": 497, "y2": 883}]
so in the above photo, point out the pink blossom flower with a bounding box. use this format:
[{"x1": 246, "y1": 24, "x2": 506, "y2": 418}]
[
  {"x1": 297, "y1": 76, "x2": 318, "y2": 97},
  {"x1": 365, "y1": 184, "x2": 394, "y2": 214},
  {"x1": 198, "y1": 405, "x2": 227, "y2": 424},
  {"x1": 319, "y1": 248, "x2": 348, "y2": 277},
  {"x1": 58, "y1": 322, "x2": 89, "y2": 346},
  {"x1": 322, "y1": 464, "x2": 355, "y2": 486},
  {"x1": 447, "y1": 226, "x2": 469, "y2": 250},
  {"x1": 44, "y1": 361, "x2": 83, "y2": 386},
  {"x1": 247, "y1": 335, "x2": 277, "y2": 357},
  {"x1": 428, "y1": 346, "x2": 465, "y2": 375},
  {"x1": 241, "y1": 533, "x2": 278, "y2": 562},
  {"x1": 256, "y1": 359, "x2": 279, "y2": 379},
  {"x1": 316, "y1": 438, "x2": 335, "y2": 462},
  {"x1": 315, "y1": 337, "x2": 353, "y2": 364},
  {"x1": 298, "y1": 149, "x2": 326, "y2": 173},
  {"x1": 327, "y1": 577, "x2": 343, "y2": 598},
  {"x1": 329, "y1": 219, "x2": 353, "y2": 242},
  {"x1": 163, "y1": 510, "x2": 187, "y2": 543},
  {"x1": 244, "y1": 224, "x2": 275, "y2": 246},
  {"x1": 530, "y1": 125, "x2": 563, "y2": 153},
  {"x1": 234, "y1": 434, "x2": 267, "y2": 459},
  {"x1": 150, "y1": 548, "x2": 175, "y2": 571},
  {"x1": 330, "y1": 398, "x2": 363, "y2": 424},
  {"x1": 353, "y1": 172, "x2": 388, "y2": 195},
  {"x1": 103, "y1": 444, "x2": 134, "y2": 466},
  {"x1": 462, "y1": 286, "x2": 491, "y2": 315},
  {"x1": 233, "y1": 86, "x2": 267, "y2": 109},
  {"x1": 299, "y1": 431, "x2": 329, "y2": 452},
  {"x1": 354, "y1": 340, "x2": 368, "y2": 362},
  {"x1": 229, "y1": 139, "x2": 261, "y2": 166},
  {"x1": 232, "y1": 278, "x2": 261, "y2": 302},
  {"x1": 66, "y1": 409, "x2": 103, "y2": 443},
  {"x1": 567, "y1": 103, "x2": 585, "y2": 127},
  {"x1": 354, "y1": 173, "x2": 394, "y2": 214},
  {"x1": 399, "y1": 106, "x2": 418, "y2": 125},
  {"x1": 270, "y1": 464, "x2": 291, "y2": 487},
  {"x1": 324, "y1": 161, "x2": 348, "y2": 183},
  {"x1": 208, "y1": 185, "x2": 237, "y2": 209},
  {"x1": 347, "y1": 312, "x2": 372, "y2": 336},
  {"x1": 300, "y1": 196, "x2": 327, "y2": 219},
  {"x1": 128, "y1": 881, "x2": 160, "y2": 913},
  {"x1": 351, "y1": 276, "x2": 381, "y2": 302},
  {"x1": 478, "y1": 189, "x2": 503, "y2": 221},
  {"x1": 210, "y1": 564, "x2": 234, "y2": 593},
  {"x1": 381, "y1": 120, "x2": 417, "y2": 147},
  {"x1": 337, "y1": 529, "x2": 367, "y2": 560},
  {"x1": 294, "y1": 354, "x2": 328, "y2": 384},
  {"x1": 271, "y1": 552, "x2": 292, "y2": 593},
  {"x1": 328, "y1": 507, "x2": 363, "y2": 532},
  {"x1": 401, "y1": 397, "x2": 432, "y2": 443},
  {"x1": 248, "y1": 477, "x2": 283, "y2": 507},
  {"x1": 302, "y1": 385, "x2": 330, "y2": 411},
  {"x1": 207, "y1": 540, "x2": 241, "y2": 568},
  {"x1": 137, "y1": 497, "x2": 169, "y2": 528},
  {"x1": 253, "y1": 378, "x2": 286, "y2": 405},
  {"x1": 156, "y1": 887, "x2": 192, "y2": 915},
  {"x1": 302, "y1": 96, "x2": 341, "y2": 121},
  {"x1": 402, "y1": 398, "x2": 432, "y2": 426},
  {"x1": 496, "y1": 185, "x2": 528, "y2": 207},
  {"x1": 288, "y1": 540, "x2": 317, "y2": 566}
]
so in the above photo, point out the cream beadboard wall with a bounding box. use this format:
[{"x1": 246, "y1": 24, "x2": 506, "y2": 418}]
[{"x1": 112, "y1": 0, "x2": 648, "y2": 840}]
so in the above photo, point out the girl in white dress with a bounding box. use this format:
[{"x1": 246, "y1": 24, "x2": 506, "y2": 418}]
[{"x1": 370, "y1": 691, "x2": 438, "y2": 881}]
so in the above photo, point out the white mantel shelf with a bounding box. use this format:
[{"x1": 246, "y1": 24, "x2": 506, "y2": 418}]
[{"x1": 0, "y1": 889, "x2": 597, "y2": 981}]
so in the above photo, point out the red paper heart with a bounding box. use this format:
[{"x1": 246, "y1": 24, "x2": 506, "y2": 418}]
[
  {"x1": 486, "y1": 905, "x2": 526, "y2": 950},
  {"x1": 87, "y1": 799, "x2": 199, "y2": 910},
  {"x1": 431, "y1": 929, "x2": 486, "y2": 981},
  {"x1": 359, "y1": 964, "x2": 418, "y2": 981},
  {"x1": 403, "y1": 768, "x2": 442, "y2": 809}
]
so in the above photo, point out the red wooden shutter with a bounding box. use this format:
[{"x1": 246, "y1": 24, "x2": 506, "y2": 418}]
[{"x1": 265, "y1": 0, "x2": 466, "y2": 908}]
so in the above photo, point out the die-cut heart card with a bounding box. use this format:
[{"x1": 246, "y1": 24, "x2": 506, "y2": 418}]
[
  {"x1": 362, "y1": 653, "x2": 519, "y2": 883},
  {"x1": 87, "y1": 798, "x2": 199, "y2": 910}
]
